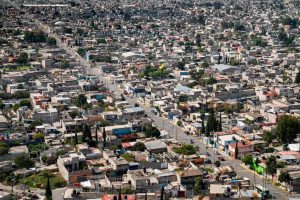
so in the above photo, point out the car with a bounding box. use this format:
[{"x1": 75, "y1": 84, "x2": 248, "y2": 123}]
[
  {"x1": 218, "y1": 156, "x2": 225, "y2": 161},
  {"x1": 190, "y1": 139, "x2": 194, "y2": 144},
  {"x1": 205, "y1": 160, "x2": 212, "y2": 164}
]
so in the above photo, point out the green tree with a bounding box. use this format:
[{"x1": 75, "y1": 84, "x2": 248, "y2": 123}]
[
  {"x1": 177, "y1": 120, "x2": 183, "y2": 126},
  {"x1": 201, "y1": 119, "x2": 205, "y2": 135},
  {"x1": 121, "y1": 187, "x2": 133, "y2": 194},
  {"x1": 262, "y1": 130, "x2": 273, "y2": 144},
  {"x1": 118, "y1": 188, "x2": 122, "y2": 200},
  {"x1": 77, "y1": 48, "x2": 86, "y2": 57},
  {"x1": 218, "y1": 113, "x2": 222, "y2": 131},
  {"x1": 275, "y1": 115, "x2": 300, "y2": 144},
  {"x1": 266, "y1": 156, "x2": 277, "y2": 179},
  {"x1": 95, "y1": 129, "x2": 98, "y2": 143},
  {"x1": 97, "y1": 38, "x2": 106, "y2": 44},
  {"x1": 144, "y1": 125, "x2": 160, "y2": 138},
  {"x1": 27, "y1": 120, "x2": 43, "y2": 130},
  {"x1": 242, "y1": 155, "x2": 253, "y2": 165},
  {"x1": 295, "y1": 70, "x2": 300, "y2": 84},
  {"x1": 194, "y1": 177, "x2": 203, "y2": 195},
  {"x1": 174, "y1": 144, "x2": 197, "y2": 155},
  {"x1": 99, "y1": 120, "x2": 109, "y2": 127},
  {"x1": 178, "y1": 94, "x2": 189, "y2": 102},
  {"x1": 82, "y1": 124, "x2": 92, "y2": 142},
  {"x1": 234, "y1": 145, "x2": 239, "y2": 159},
  {"x1": 215, "y1": 160, "x2": 221, "y2": 167},
  {"x1": 24, "y1": 31, "x2": 46, "y2": 43},
  {"x1": 33, "y1": 133, "x2": 44, "y2": 140},
  {"x1": 206, "y1": 110, "x2": 218, "y2": 137},
  {"x1": 12, "y1": 103, "x2": 20, "y2": 111},
  {"x1": 160, "y1": 187, "x2": 164, "y2": 200},
  {"x1": 15, "y1": 155, "x2": 35, "y2": 169},
  {"x1": 20, "y1": 99, "x2": 32, "y2": 109},
  {"x1": 201, "y1": 62, "x2": 209, "y2": 68},
  {"x1": 16, "y1": 52, "x2": 28, "y2": 64},
  {"x1": 132, "y1": 142, "x2": 146, "y2": 151},
  {"x1": 74, "y1": 94, "x2": 88, "y2": 108},
  {"x1": 74, "y1": 132, "x2": 78, "y2": 145},
  {"x1": 61, "y1": 60, "x2": 70, "y2": 68},
  {"x1": 46, "y1": 37, "x2": 57, "y2": 46},
  {"x1": 278, "y1": 172, "x2": 291, "y2": 190},
  {"x1": 102, "y1": 127, "x2": 107, "y2": 147},
  {"x1": 45, "y1": 177, "x2": 52, "y2": 200},
  {"x1": 0, "y1": 142, "x2": 9, "y2": 155}
]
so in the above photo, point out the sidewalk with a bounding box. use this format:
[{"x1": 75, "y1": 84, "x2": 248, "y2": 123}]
[{"x1": 239, "y1": 164, "x2": 288, "y2": 192}]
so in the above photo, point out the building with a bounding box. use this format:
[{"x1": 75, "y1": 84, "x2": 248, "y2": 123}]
[{"x1": 57, "y1": 152, "x2": 92, "y2": 184}]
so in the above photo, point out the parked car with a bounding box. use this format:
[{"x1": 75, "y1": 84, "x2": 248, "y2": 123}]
[
  {"x1": 205, "y1": 159, "x2": 212, "y2": 164},
  {"x1": 218, "y1": 156, "x2": 225, "y2": 161}
]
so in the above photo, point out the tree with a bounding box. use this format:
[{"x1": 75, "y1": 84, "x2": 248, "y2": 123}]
[
  {"x1": 266, "y1": 156, "x2": 277, "y2": 180},
  {"x1": 262, "y1": 130, "x2": 273, "y2": 144},
  {"x1": 174, "y1": 144, "x2": 197, "y2": 155},
  {"x1": 24, "y1": 31, "x2": 46, "y2": 43},
  {"x1": 201, "y1": 119, "x2": 205, "y2": 135},
  {"x1": 99, "y1": 120, "x2": 109, "y2": 127},
  {"x1": 0, "y1": 142, "x2": 9, "y2": 156},
  {"x1": 144, "y1": 125, "x2": 160, "y2": 138},
  {"x1": 118, "y1": 188, "x2": 122, "y2": 200},
  {"x1": 74, "y1": 94, "x2": 88, "y2": 108},
  {"x1": 77, "y1": 48, "x2": 86, "y2": 57},
  {"x1": 242, "y1": 155, "x2": 253, "y2": 165},
  {"x1": 234, "y1": 145, "x2": 239, "y2": 159},
  {"x1": 215, "y1": 160, "x2": 221, "y2": 167},
  {"x1": 61, "y1": 60, "x2": 70, "y2": 68},
  {"x1": 278, "y1": 172, "x2": 291, "y2": 190},
  {"x1": 15, "y1": 155, "x2": 35, "y2": 169},
  {"x1": 46, "y1": 37, "x2": 57, "y2": 46},
  {"x1": 102, "y1": 127, "x2": 107, "y2": 148},
  {"x1": 33, "y1": 133, "x2": 44, "y2": 140},
  {"x1": 16, "y1": 52, "x2": 28, "y2": 64},
  {"x1": 95, "y1": 128, "x2": 98, "y2": 143},
  {"x1": 82, "y1": 124, "x2": 92, "y2": 142},
  {"x1": 121, "y1": 187, "x2": 133, "y2": 194},
  {"x1": 178, "y1": 94, "x2": 189, "y2": 102},
  {"x1": 295, "y1": 70, "x2": 300, "y2": 84},
  {"x1": 160, "y1": 187, "x2": 164, "y2": 200},
  {"x1": 132, "y1": 142, "x2": 146, "y2": 151},
  {"x1": 218, "y1": 113, "x2": 222, "y2": 131},
  {"x1": 177, "y1": 120, "x2": 183, "y2": 126},
  {"x1": 206, "y1": 110, "x2": 218, "y2": 137},
  {"x1": 74, "y1": 132, "x2": 78, "y2": 145},
  {"x1": 275, "y1": 115, "x2": 300, "y2": 144},
  {"x1": 20, "y1": 99, "x2": 32, "y2": 109},
  {"x1": 45, "y1": 177, "x2": 52, "y2": 200},
  {"x1": 27, "y1": 120, "x2": 43, "y2": 130},
  {"x1": 194, "y1": 177, "x2": 203, "y2": 195}
]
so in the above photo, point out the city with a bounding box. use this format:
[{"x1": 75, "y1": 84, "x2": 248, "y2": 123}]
[{"x1": 1, "y1": 0, "x2": 300, "y2": 199}]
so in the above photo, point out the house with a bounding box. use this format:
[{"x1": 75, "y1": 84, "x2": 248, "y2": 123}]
[
  {"x1": 277, "y1": 151, "x2": 300, "y2": 164},
  {"x1": 57, "y1": 152, "x2": 92, "y2": 184},
  {"x1": 108, "y1": 156, "x2": 129, "y2": 174},
  {"x1": 228, "y1": 141, "x2": 253, "y2": 159},
  {"x1": 122, "y1": 107, "x2": 145, "y2": 121},
  {"x1": 8, "y1": 145, "x2": 29, "y2": 160},
  {"x1": 30, "y1": 108, "x2": 59, "y2": 123},
  {"x1": 0, "y1": 115, "x2": 9, "y2": 129},
  {"x1": 176, "y1": 168, "x2": 202, "y2": 186},
  {"x1": 211, "y1": 64, "x2": 238, "y2": 74},
  {"x1": 144, "y1": 140, "x2": 168, "y2": 154}
]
